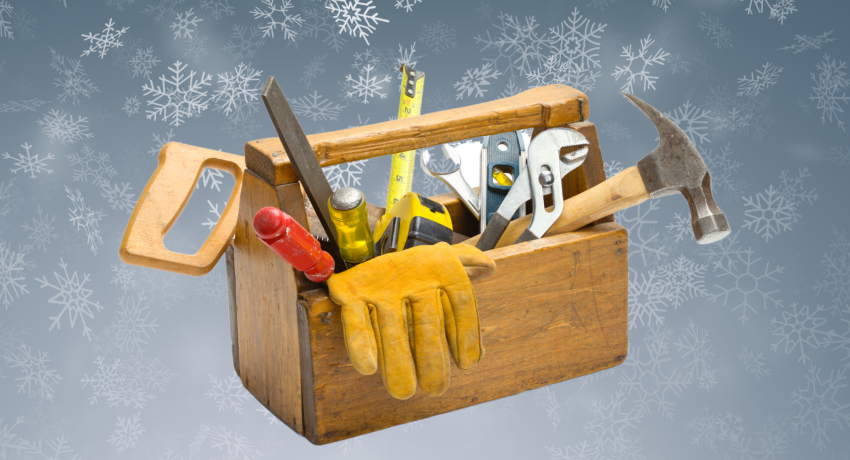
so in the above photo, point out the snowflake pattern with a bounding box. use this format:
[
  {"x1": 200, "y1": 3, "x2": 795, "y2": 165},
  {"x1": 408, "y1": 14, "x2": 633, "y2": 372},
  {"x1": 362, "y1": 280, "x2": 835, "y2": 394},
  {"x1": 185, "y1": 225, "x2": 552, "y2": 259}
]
[
  {"x1": 190, "y1": 424, "x2": 263, "y2": 460},
  {"x1": 252, "y1": 0, "x2": 303, "y2": 41},
  {"x1": 38, "y1": 109, "x2": 93, "y2": 145},
  {"x1": 3, "y1": 143, "x2": 53, "y2": 179},
  {"x1": 791, "y1": 366, "x2": 850, "y2": 452},
  {"x1": 739, "y1": 346, "x2": 771, "y2": 379},
  {"x1": 828, "y1": 145, "x2": 850, "y2": 166},
  {"x1": 291, "y1": 91, "x2": 346, "y2": 122},
  {"x1": 142, "y1": 0, "x2": 185, "y2": 22},
  {"x1": 36, "y1": 258, "x2": 103, "y2": 340},
  {"x1": 300, "y1": 6, "x2": 347, "y2": 53},
  {"x1": 698, "y1": 11, "x2": 732, "y2": 49},
  {"x1": 108, "y1": 413, "x2": 145, "y2": 453},
  {"x1": 143, "y1": 60, "x2": 212, "y2": 126},
  {"x1": 324, "y1": 160, "x2": 366, "y2": 190},
  {"x1": 394, "y1": 0, "x2": 421, "y2": 12},
  {"x1": 326, "y1": 0, "x2": 388, "y2": 45},
  {"x1": 778, "y1": 30, "x2": 837, "y2": 54},
  {"x1": 736, "y1": 0, "x2": 797, "y2": 25},
  {"x1": 210, "y1": 62, "x2": 262, "y2": 122},
  {"x1": 665, "y1": 100, "x2": 710, "y2": 145},
  {"x1": 0, "y1": 0, "x2": 12, "y2": 40},
  {"x1": 628, "y1": 268, "x2": 668, "y2": 329},
  {"x1": 737, "y1": 62, "x2": 783, "y2": 97},
  {"x1": 50, "y1": 47, "x2": 99, "y2": 106},
  {"x1": 675, "y1": 320, "x2": 716, "y2": 390},
  {"x1": 200, "y1": 0, "x2": 234, "y2": 20},
  {"x1": 130, "y1": 47, "x2": 160, "y2": 79},
  {"x1": 454, "y1": 62, "x2": 502, "y2": 100},
  {"x1": 67, "y1": 145, "x2": 118, "y2": 187},
  {"x1": 612, "y1": 34, "x2": 669, "y2": 93},
  {"x1": 711, "y1": 248, "x2": 783, "y2": 324},
  {"x1": 583, "y1": 389, "x2": 643, "y2": 456},
  {"x1": 814, "y1": 229, "x2": 850, "y2": 316},
  {"x1": 206, "y1": 373, "x2": 250, "y2": 414},
  {"x1": 65, "y1": 186, "x2": 106, "y2": 255},
  {"x1": 771, "y1": 303, "x2": 833, "y2": 364},
  {"x1": 686, "y1": 407, "x2": 744, "y2": 452},
  {"x1": 111, "y1": 292, "x2": 159, "y2": 357},
  {"x1": 170, "y1": 8, "x2": 202, "y2": 40},
  {"x1": 123, "y1": 96, "x2": 141, "y2": 116},
  {"x1": 300, "y1": 54, "x2": 326, "y2": 87},
  {"x1": 533, "y1": 386, "x2": 562, "y2": 431},
  {"x1": 81, "y1": 18, "x2": 129, "y2": 58},
  {"x1": 809, "y1": 54, "x2": 850, "y2": 131},
  {"x1": 475, "y1": 12, "x2": 550, "y2": 78},
  {"x1": 345, "y1": 64, "x2": 391, "y2": 103},
  {"x1": 419, "y1": 20, "x2": 457, "y2": 54},
  {"x1": 743, "y1": 168, "x2": 817, "y2": 241},
  {"x1": 657, "y1": 255, "x2": 708, "y2": 309},
  {"x1": 0, "y1": 98, "x2": 46, "y2": 113},
  {"x1": 21, "y1": 207, "x2": 58, "y2": 253},
  {"x1": 4, "y1": 342, "x2": 62, "y2": 401},
  {"x1": 110, "y1": 264, "x2": 137, "y2": 293}
]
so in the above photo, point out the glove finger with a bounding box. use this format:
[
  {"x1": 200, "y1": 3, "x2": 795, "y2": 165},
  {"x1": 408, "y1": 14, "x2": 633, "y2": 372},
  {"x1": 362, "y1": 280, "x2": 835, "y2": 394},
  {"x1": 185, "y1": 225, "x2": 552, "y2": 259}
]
[
  {"x1": 409, "y1": 294, "x2": 451, "y2": 396},
  {"x1": 451, "y1": 244, "x2": 496, "y2": 281},
  {"x1": 440, "y1": 287, "x2": 484, "y2": 370},
  {"x1": 341, "y1": 303, "x2": 378, "y2": 375},
  {"x1": 372, "y1": 303, "x2": 417, "y2": 400}
]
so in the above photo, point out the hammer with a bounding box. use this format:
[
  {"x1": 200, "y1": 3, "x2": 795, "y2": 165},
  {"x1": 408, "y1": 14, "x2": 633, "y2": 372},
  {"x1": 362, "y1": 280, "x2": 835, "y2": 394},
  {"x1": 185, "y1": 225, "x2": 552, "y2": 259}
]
[{"x1": 463, "y1": 92, "x2": 730, "y2": 249}]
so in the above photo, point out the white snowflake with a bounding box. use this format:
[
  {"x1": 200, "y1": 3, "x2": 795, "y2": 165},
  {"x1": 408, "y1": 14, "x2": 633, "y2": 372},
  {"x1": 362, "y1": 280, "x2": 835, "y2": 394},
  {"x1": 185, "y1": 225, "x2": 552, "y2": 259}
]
[
  {"x1": 475, "y1": 12, "x2": 550, "y2": 78},
  {"x1": 200, "y1": 0, "x2": 235, "y2": 19},
  {"x1": 0, "y1": 416, "x2": 30, "y2": 458},
  {"x1": 533, "y1": 386, "x2": 562, "y2": 431},
  {"x1": 111, "y1": 264, "x2": 137, "y2": 293},
  {"x1": 698, "y1": 11, "x2": 733, "y2": 49},
  {"x1": 739, "y1": 345, "x2": 771, "y2": 379},
  {"x1": 12, "y1": 8, "x2": 35, "y2": 39},
  {"x1": 291, "y1": 91, "x2": 346, "y2": 122},
  {"x1": 667, "y1": 53, "x2": 691, "y2": 75},
  {"x1": 301, "y1": 6, "x2": 348, "y2": 53},
  {"x1": 195, "y1": 425, "x2": 264, "y2": 460},
  {"x1": 3, "y1": 143, "x2": 53, "y2": 179},
  {"x1": 686, "y1": 407, "x2": 744, "y2": 452},
  {"x1": 778, "y1": 30, "x2": 837, "y2": 54},
  {"x1": 252, "y1": 0, "x2": 303, "y2": 40},
  {"x1": 36, "y1": 258, "x2": 103, "y2": 340},
  {"x1": 143, "y1": 60, "x2": 212, "y2": 126},
  {"x1": 394, "y1": 0, "x2": 421, "y2": 12},
  {"x1": 0, "y1": 98, "x2": 46, "y2": 113},
  {"x1": 828, "y1": 145, "x2": 850, "y2": 166},
  {"x1": 38, "y1": 109, "x2": 94, "y2": 145},
  {"x1": 65, "y1": 186, "x2": 106, "y2": 255},
  {"x1": 454, "y1": 62, "x2": 502, "y2": 100},
  {"x1": 142, "y1": 0, "x2": 185, "y2": 22},
  {"x1": 148, "y1": 129, "x2": 175, "y2": 155},
  {"x1": 123, "y1": 96, "x2": 141, "y2": 116},
  {"x1": 80, "y1": 356, "x2": 125, "y2": 405},
  {"x1": 499, "y1": 76, "x2": 521, "y2": 98},
  {"x1": 665, "y1": 100, "x2": 710, "y2": 145},
  {"x1": 196, "y1": 266, "x2": 227, "y2": 304},
  {"x1": 67, "y1": 145, "x2": 118, "y2": 187},
  {"x1": 300, "y1": 54, "x2": 326, "y2": 88},
  {"x1": 130, "y1": 47, "x2": 160, "y2": 79},
  {"x1": 22, "y1": 207, "x2": 57, "y2": 253},
  {"x1": 324, "y1": 160, "x2": 366, "y2": 191},
  {"x1": 657, "y1": 255, "x2": 708, "y2": 309},
  {"x1": 737, "y1": 62, "x2": 784, "y2": 97},
  {"x1": 106, "y1": 0, "x2": 135, "y2": 11},
  {"x1": 4, "y1": 342, "x2": 62, "y2": 401},
  {"x1": 396, "y1": 42, "x2": 422, "y2": 77},
  {"x1": 710, "y1": 248, "x2": 783, "y2": 325},
  {"x1": 326, "y1": 0, "x2": 388, "y2": 45},
  {"x1": 809, "y1": 54, "x2": 850, "y2": 131},
  {"x1": 49, "y1": 47, "x2": 99, "y2": 106},
  {"x1": 81, "y1": 18, "x2": 129, "y2": 58},
  {"x1": 628, "y1": 268, "x2": 668, "y2": 329},
  {"x1": 0, "y1": 1, "x2": 13, "y2": 39},
  {"x1": 206, "y1": 373, "x2": 250, "y2": 414},
  {"x1": 223, "y1": 24, "x2": 266, "y2": 61},
  {"x1": 675, "y1": 320, "x2": 716, "y2": 390},
  {"x1": 792, "y1": 366, "x2": 850, "y2": 453},
  {"x1": 736, "y1": 0, "x2": 797, "y2": 25},
  {"x1": 652, "y1": 0, "x2": 676, "y2": 12},
  {"x1": 170, "y1": 7, "x2": 202, "y2": 39},
  {"x1": 108, "y1": 413, "x2": 145, "y2": 453},
  {"x1": 619, "y1": 341, "x2": 689, "y2": 420},
  {"x1": 612, "y1": 34, "x2": 669, "y2": 94},
  {"x1": 182, "y1": 33, "x2": 208, "y2": 64},
  {"x1": 136, "y1": 268, "x2": 184, "y2": 310},
  {"x1": 617, "y1": 201, "x2": 668, "y2": 267},
  {"x1": 345, "y1": 64, "x2": 391, "y2": 103},
  {"x1": 546, "y1": 441, "x2": 599, "y2": 460},
  {"x1": 121, "y1": 354, "x2": 175, "y2": 393},
  {"x1": 771, "y1": 303, "x2": 833, "y2": 364},
  {"x1": 338, "y1": 436, "x2": 363, "y2": 456},
  {"x1": 815, "y1": 229, "x2": 850, "y2": 316},
  {"x1": 743, "y1": 168, "x2": 817, "y2": 242},
  {"x1": 202, "y1": 200, "x2": 225, "y2": 230},
  {"x1": 210, "y1": 62, "x2": 263, "y2": 122},
  {"x1": 704, "y1": 144, "x2": 743, "y2": 200},
  {"x1": 419, "y1": 20, "x2": 457, "y2": 54},
  {"x1": 111, "y1": 292, "x2": 159, "y2": 357},
  {"x1": 582, "y1": 390, "x2": 643, "y2": 456}
]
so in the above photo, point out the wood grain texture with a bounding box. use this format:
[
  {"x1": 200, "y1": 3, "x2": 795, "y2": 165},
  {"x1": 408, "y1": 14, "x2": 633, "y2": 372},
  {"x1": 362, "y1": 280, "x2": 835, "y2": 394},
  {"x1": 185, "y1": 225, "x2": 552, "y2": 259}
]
[
  {"x1": 296, "y1": 223, "x2": 628, "y2": 444},
  {"x1": 120, "y1": 142, "x2": 245, "y2": 276},
  {"x1": 463, "y1": 166, "x2": 649, "y2": 249},
  {"x1": 245, "y1": 85, "x2": 588, "y2": 185},
  {"x1": 226, "y1": 245, "x2": 239, "y2": 378},
  {"x1": 233, "y1": 171, "x2": 303, "y2": 435}
]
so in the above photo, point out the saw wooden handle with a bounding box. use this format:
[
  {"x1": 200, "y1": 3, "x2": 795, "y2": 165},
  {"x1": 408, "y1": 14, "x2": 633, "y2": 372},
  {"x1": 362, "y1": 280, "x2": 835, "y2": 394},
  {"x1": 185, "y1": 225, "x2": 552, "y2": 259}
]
[
  {"x1": 462, "y1": 166, "x2": 649, "y2": 249},
  {"x1": 246, "y1": 84, "x2": 588, "y2": 186},
  {"x1": 120, "y1": 142, "x2": 246, "y2": 276}
]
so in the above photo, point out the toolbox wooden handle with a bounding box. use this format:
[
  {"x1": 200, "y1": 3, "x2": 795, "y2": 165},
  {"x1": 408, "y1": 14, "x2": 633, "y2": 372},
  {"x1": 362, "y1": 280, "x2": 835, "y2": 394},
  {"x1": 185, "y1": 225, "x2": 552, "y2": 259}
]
[
  {"x1": 462, "y1": 166, "x2": 649, "y2": 249},
  {"x1": 120, "y1": 142, "x2": 246, "y2": 276},
  {"x1": 246, "y1": 84, "x2": 588, "y2": 186}
]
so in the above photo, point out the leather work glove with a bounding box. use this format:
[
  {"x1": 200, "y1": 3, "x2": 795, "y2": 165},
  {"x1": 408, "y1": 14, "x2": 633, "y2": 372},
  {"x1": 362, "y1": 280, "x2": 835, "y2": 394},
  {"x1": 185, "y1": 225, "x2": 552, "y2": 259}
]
[{"x1": 326, "y1": 242, "x2": 496, "y2": 400}]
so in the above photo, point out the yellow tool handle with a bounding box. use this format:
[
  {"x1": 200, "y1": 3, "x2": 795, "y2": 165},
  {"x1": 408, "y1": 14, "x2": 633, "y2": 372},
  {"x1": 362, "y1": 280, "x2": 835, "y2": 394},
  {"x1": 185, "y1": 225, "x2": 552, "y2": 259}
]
[
  {"x1": 119, "y1": 142, "x2": 246, "y2": 276},
  {"x1": 386, "y1": 65, "x2": 424, "y2": 209}
]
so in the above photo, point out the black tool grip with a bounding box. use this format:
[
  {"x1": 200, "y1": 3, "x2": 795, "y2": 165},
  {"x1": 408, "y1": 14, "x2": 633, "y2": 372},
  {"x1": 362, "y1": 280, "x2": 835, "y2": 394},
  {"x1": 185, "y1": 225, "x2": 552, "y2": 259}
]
[
  {"x1": 475, "y1": 214, "x2": 510, "y2": 252},
  {"x1": 513, "y1": 228, "x2": 538, "y2": 245}
]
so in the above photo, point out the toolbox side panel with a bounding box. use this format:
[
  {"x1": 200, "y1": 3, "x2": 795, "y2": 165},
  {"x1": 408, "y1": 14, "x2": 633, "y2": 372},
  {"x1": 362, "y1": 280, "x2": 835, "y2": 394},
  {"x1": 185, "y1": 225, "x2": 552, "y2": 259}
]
[
  {"x1": 233, "y1": 171, "x2": 304, "y2": 435},
  {"x1": 297, "y1": 223, "x2": 628, "y2": 444}
]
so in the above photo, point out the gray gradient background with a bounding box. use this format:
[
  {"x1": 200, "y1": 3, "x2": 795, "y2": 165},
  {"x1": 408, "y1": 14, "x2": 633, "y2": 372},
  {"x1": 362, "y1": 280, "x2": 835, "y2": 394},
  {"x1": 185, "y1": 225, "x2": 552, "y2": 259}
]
[{"x1": 1, "y1": 0, "x2": 850, "y2": 459}]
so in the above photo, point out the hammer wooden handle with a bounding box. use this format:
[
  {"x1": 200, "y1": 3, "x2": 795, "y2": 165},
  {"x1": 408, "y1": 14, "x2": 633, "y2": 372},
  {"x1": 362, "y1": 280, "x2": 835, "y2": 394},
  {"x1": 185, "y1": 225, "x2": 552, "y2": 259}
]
[
  {"x1": 462, "y1": 166, "x2": 649, "y2": 249},
  {"x1": 246, "y1": 84, "x2": 589, "y2": 186},
  {"x1": 120, "y1": 142, "x2": 245, "y2": 276}
]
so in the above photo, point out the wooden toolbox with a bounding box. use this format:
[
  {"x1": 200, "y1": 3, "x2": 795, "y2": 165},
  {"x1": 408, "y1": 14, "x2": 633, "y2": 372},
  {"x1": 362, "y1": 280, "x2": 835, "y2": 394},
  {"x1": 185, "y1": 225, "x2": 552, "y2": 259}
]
[{"x1": 120, "y1": 85, "x2": 628, "y2": 444}]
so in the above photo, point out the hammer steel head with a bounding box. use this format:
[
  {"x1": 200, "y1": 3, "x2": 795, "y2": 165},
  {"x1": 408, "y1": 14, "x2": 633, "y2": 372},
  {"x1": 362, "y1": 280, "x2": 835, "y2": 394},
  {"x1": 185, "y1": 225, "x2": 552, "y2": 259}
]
[{"x1": 622, "y1": 92, "x2": 730, "y2": 245}]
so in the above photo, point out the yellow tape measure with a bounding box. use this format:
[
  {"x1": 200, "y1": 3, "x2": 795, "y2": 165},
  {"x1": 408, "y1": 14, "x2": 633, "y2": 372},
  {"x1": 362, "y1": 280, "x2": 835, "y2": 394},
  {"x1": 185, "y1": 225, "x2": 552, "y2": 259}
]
[{"x1": 386, "y1": 64, "x2": 425, "y2": 209}]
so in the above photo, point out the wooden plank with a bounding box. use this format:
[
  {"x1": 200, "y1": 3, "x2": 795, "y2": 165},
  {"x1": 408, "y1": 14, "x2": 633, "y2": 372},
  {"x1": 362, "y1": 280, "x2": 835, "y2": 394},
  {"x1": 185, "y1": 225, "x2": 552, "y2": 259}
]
[
  {"x1": 226, "y1": 245, "x2": 239, "y2": 378},
  {"x1": 233, "y1": 170, "x2": 303, "y2": 435},
  {"x1": 296, "y1": 222, "x2": 628, "y2": 444},
  {"x1": 245, "y1": 85, "x2": 588, "y2": 186}
]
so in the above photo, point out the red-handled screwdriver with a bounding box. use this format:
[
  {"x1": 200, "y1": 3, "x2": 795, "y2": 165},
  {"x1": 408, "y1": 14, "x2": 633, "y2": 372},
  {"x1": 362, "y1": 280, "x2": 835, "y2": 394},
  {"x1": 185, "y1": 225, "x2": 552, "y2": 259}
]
[{"x1": 253, "y1": 207, "x2": 335, "y2": 282}]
